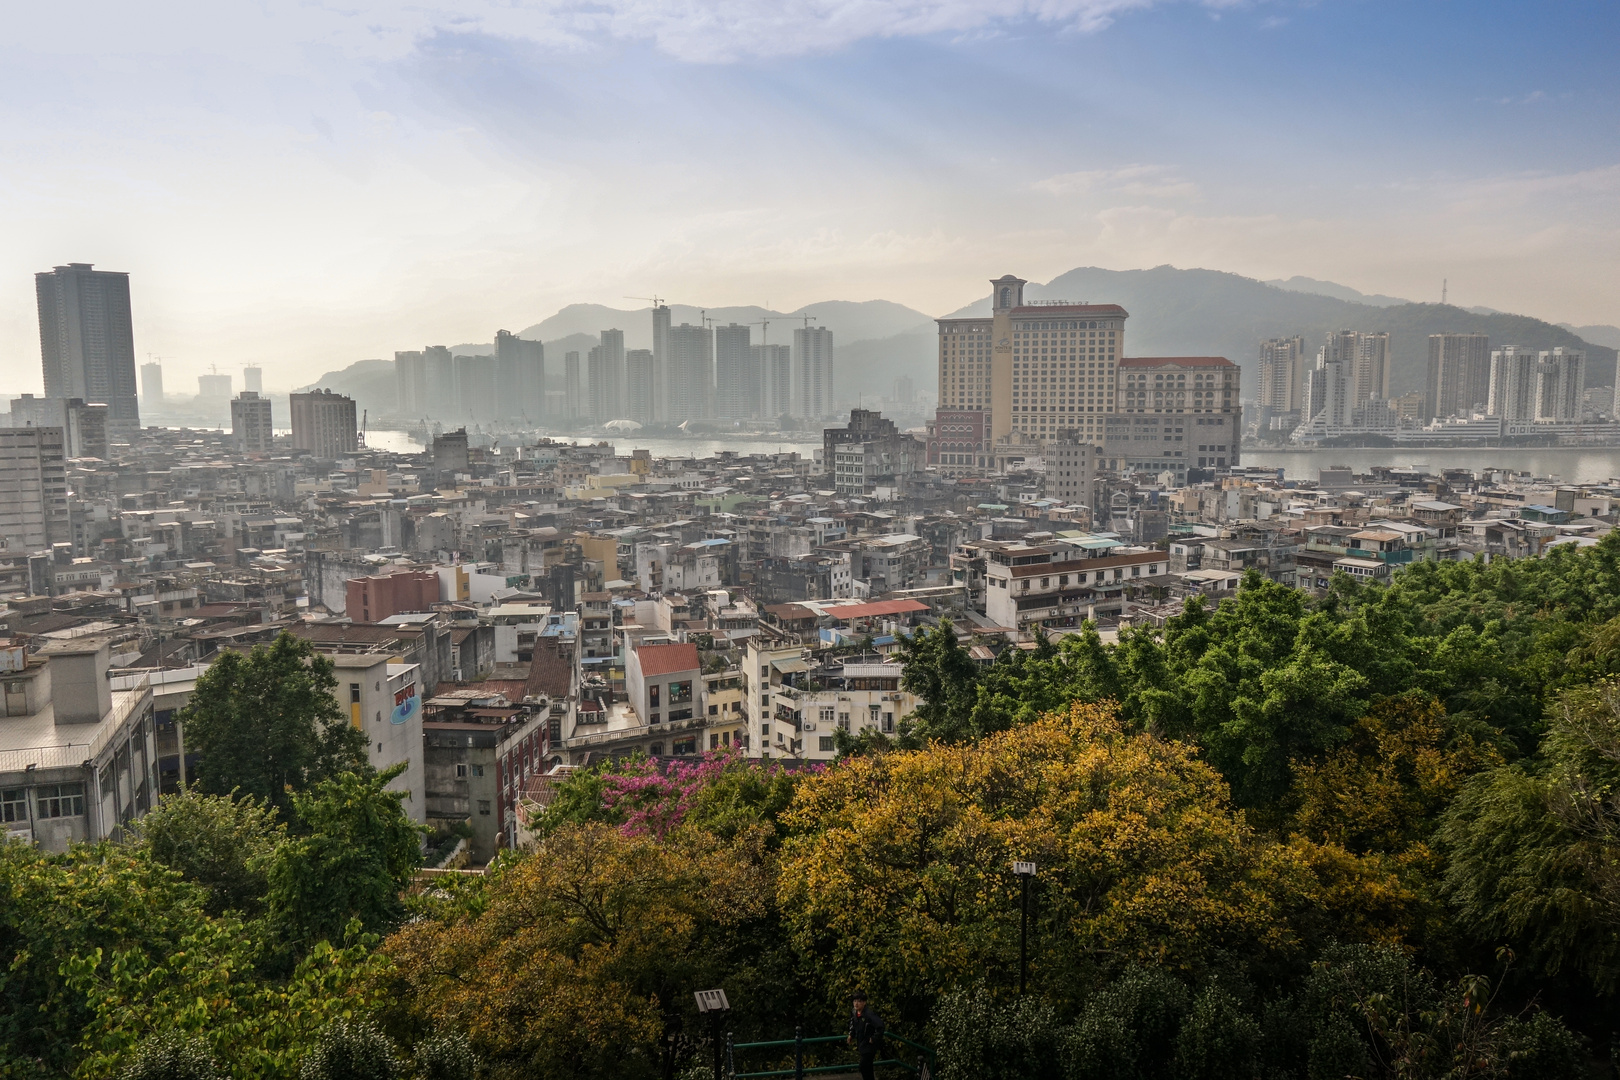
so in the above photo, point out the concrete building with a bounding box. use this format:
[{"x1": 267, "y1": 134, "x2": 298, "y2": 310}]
[
  {"x1": 625, "y1": 349, "x2": 655, "y2": 423},
  {"x1": 36, "y1": 263, "x2": 140, "y2": 439},
  {"x1": 242, "y1": 366, "x2": 263, "y2": 394},
  {"x1": 140, "y1": 361, "x2": 163, "y2": 407},
  {"x1": 1534, "y1": 347, "x2": 1585, "y2": 422},
  {"x1": 454, "y1": 354, "x2": 497, "y2": 424},
  {"x1": 395, "y1": 350, "x2": 426, "y2": 415},
  {"x1": 330, "y1": 653, "x2": 426, "y2": 827},
  {"x1": 667, "y1": 323, "x2": 713, "y2": 422},
  {"x1": 62, "y1": 399, "x2": 109, "y2": 459},
  {"x1": 715, "y1": 323, "x2": 756, "y2": 418},
  {"x1": 824, "y1": 409, "x2": 926, "y2": 497},
  {"x1": 288, "y1": 389, "x2": 358, "y2": 459},
  {"x1": 1427, "y1": 334, "x2": 1490, "y2": 420},
  {"x1": 1, "y1": 639, "x2": 157, "y2": 852},
  {"x1": 928, "y1": 408, "x2": 989, "y2": 476},
  {"x1": 1258, "y1": 337, "x2": 1305, "y2": 412},
  {"x1": 625, "y1": 641, "x2": 703, "y2": 726},
  {"x1": 1489, "y1": 346, "x2": 1539, "y2": 421},
  {"x1": 231, "y1": 391, "x2": 274, "y2": 452},
  {"x1": 495, "y1": 330, "x2": 546, "y2": 423},
  {"x1": 197, "y1": 372, "x2": 232, "y2": 401},
  {"x1": 588, "y1": 329, "x2": 625, "y2": 422},
  {"x1": 346, "y1": 570, "x2": 440, "y2": 623},
  {"x1": 564, "y1": 352, "x2": 583, "y2": 418},
  {"x1": 1112, "y1": 357, "x2": 1240, "y2": 480},
  {"x1": 984, "y1": 541, "x2": 1168, "y2": 634},
  {"x1": 791, "y1": 326, "x2": 835, "y2": 419},
  {"x1": 0, "y1": 427, "x2": 69, "y2": 550},
  {"x1": 1044, "y1": 434, "x2": 1095, "y2": 504},
  {"x1": 755, "y1": 343, "x2": 792, "y2": 419},
  {"x1": 651, "y1": 302, "x2": 672, "y2": 421}
]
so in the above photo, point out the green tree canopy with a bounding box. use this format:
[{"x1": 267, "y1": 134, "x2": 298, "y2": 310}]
[{"x1": 182, "y1": 633, "x2": 368, "y2": 814}]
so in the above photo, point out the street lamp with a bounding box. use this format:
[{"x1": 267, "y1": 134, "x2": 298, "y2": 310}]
[
  {"x1": 1011, "y1": 861, "x2": 1037, "y2": 995},
  {"x1": 695, "y1": 989, "x2": 731, "y2": 1080}
]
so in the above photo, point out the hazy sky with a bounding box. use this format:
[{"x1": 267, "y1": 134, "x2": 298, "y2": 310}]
[{"x1": 3, "y1": 0, "x2": 1616, "y2": 390}]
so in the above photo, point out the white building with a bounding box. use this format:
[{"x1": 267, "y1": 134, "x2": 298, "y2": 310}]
[{"x1": 792, "y1": 326, "x2": 835, "y2": 419}]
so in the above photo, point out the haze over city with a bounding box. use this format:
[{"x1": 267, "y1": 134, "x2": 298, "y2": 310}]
[{"x1": 3, "y1": 0, "x2": 1617, "y2": 391}]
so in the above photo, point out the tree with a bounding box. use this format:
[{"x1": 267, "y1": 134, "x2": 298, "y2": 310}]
[
  {"x1": 182, "y1": 633, "x2": 368, "y2": 814},
  {"x1": 896, "y1": 620, "x2": 981, "y2": 743},
  {"x1": 775, "y1": 703, "x2": 1409, "y2": 1026},
  {"x1": 265, "y1": 766, "x2": 424, "y2": 945},
  {"x1": 135, "y1": 789, "x2": 285, "y2": 915},
  {"x1": 380, "y1": 823, "x2": 775, "y2": 1080},
  {"x1": 299, "y1": 1019, "x2": 398, "y2": 1080}
]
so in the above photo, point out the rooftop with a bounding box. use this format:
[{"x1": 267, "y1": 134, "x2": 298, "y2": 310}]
[{"x1": 635, "y1": 641, "x2": 701, "y2": 677}]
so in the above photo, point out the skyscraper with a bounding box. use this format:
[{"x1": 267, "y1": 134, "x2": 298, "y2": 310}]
[
  {"x1": 231, "y1": 391, "x2": 274, "y2": 452},
  {"x1": 652, "y1": 303, "x2": 672, "y2": 421},
  {"x1": 625, "y1": 350, "x2": 655, "y2": 423},
  {"x1": 588, "y1": 330, "x2": 626, "y2": 422},
  {"x1": 289, "y1": 389, "x2": 358, "y2": 458},
  {"x1": 424, "y1": 346, "x2": 456, "y2": 417},
  {"x1": 1488, "y1": 346, "x2": 1538, "y2": 420},
  {"x1": 667, "y1": 324, "x2": 714, "y2": 421},
  {"x1": 454, "y1": 354, "x2": 497, "y2": 424},
  {"x1": 242, "y1": 366, "x2": 263, "y2": 394},
  {"x1": 0, "y1": 426, "x2": 69, "y2": 549},
  {"x1": 936, "y1": 275, "x2": 1126, "y2": 446},
  {"x1": 1426, "y1": 334, "x2": 1490, "y2": 420},
  {"x1": 1534, "y1": 347, "x2": 1585, "y2": 422},
  {"x1": 714, "y1": 323, "x2": 755, "y2": 417},
  {"x1": 36, "y1": 262, "x2": 140, "y2": 439},
  {"x1": 791, "y1": 326, "x2": 835, "y2": 419},
  {"x1": 495, "y1": 330, "x2": 546, "y2": 423},
  {"x1": 564, "y1": 352, "x2": 583, "y2": 418},
  {"x1": 395, "y1": 350, "x2": 426, "y2": 415},
  {"x1": 1258, "y1": 337, "x2": 1304, "y2": 412},
  {"x1": 140, "y1": 361, "x2": 163, "y2": 407},
  {"x1": 197, "y1": 372, "x2": 232, "y2": 401},
  {"x1": 755, "y1": 344, "x2": 791, "y2": 419}
]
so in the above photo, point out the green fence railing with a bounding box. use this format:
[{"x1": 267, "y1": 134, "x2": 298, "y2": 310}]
[{"x1": 729, "y1": 1026, "x2": 934, "y2": 1079}]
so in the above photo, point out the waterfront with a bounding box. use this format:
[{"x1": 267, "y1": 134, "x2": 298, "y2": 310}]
[
  {"x1": 365, "y1": 428, "x2": 822, "y2": 460},
  {"x1": 1244, "y1": 446, "x2": 1620, "y2": 485}
]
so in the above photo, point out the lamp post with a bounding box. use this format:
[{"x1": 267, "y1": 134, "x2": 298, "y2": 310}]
[
  {"x1": 694, "y1": 989, "x2": 731, "y2": 1080},
  {"x1": 1011, "y1": 861, "x2": 1037, "y2": 995}
]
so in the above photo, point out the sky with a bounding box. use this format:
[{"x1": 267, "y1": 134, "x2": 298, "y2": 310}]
[{"x1": 2, "y1": 0, "x2": 1617, "y2": 391}]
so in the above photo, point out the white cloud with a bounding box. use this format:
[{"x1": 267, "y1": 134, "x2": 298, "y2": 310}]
[
  {"x1": 1033, "y1": 164, "x2": 1201, "y2": 200},
  {"x1": 11, "y1": 0, "x2": 1247, "y2": 65}
]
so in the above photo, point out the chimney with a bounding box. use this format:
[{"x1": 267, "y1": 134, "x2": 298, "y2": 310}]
[{"x1": 44, "y1": 639, "x2": 113, "y2": 725}]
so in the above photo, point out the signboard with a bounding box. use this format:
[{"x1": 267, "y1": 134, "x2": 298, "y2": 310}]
[{"x1": 390, "y1": 683, "x2": 420, "y2": 725}]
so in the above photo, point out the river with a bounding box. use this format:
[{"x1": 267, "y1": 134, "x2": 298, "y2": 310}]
[
  {"x1": 1243, "y1": 446, "x2": 1620, "y2": 484},
  {"x1": 364, "y1": 428, "x2": 822, "y2": 460}
]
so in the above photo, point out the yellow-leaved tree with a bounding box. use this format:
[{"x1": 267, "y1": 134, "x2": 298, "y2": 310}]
[{"x1": 777, "y1": 702, "x2": 1414, "y2": 1025}]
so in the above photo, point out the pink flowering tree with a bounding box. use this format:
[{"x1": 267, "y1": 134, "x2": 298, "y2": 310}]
[{"x1": 598, "y1": 751, "x2": 813, "y2": 841}]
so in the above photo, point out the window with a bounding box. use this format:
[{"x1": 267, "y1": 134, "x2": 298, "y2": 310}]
[
  {"x1": 820, "y1": 706, "x2": 836, "y2": 723},
  {"x1": 36, "y1": 783, "x2": 85, "y2": 819},
  {"x1": 456, "y1": 763, "x2": 468, "y2": 777},
  {"x1": 349, "y1": 684, "x2": 361, "y2": 704},
  {"x1": 819, "y1": 736, "x2": 835, "y2": 753},
  {"x1": 471, "y1": 764, "x2": 484, "y2": 777},
  {"x1": 1, "y1": 788, "x2": 26, "y2": 823},
  {"x1": 477, "y1": 800, "x2": 491, "y2": 816},
  {"x1": 668, "y1": 680, "x2": 693, "y2": 704},
  {"x1": 673, "y1": 736, "x2": 698, "y2": 755},
  {"x1": 649, "y1": 684, "x2": 660, "y2": 707},
  {"x1": 761, "y1": 724, "x2": 770, "y2": 736}
]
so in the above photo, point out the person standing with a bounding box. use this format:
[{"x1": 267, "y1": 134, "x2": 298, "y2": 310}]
[{"x1": 846, "y1": 991, "x2": 885, "y2": 1080}]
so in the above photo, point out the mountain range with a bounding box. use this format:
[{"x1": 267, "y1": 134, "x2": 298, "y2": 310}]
[{"x1": 298, "y1": 266, "x2": 1620, "y2": 417}]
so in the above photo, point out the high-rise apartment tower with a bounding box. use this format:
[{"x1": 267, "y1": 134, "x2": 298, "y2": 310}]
[{"x1": 36, "y1": 263, "x2": 140, "y2": 439}]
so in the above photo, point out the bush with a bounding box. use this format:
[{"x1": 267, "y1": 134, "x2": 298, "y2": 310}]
[
  {"x1": 300, "y1": 1019, "x2": 399, "y2": 1080},
  {"x1": 119, "y1": 1034, "x2": 226, "y2": 1080},
  {"x1": 930, "y1": 988, "x2": 1065, "y2": 1080},
  {"x1": 413, "y1": 1034, "x2": 477, "y2": 1080}
]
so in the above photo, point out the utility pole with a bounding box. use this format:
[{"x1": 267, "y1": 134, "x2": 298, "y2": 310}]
[{"x1": 1012, "y1": 860, "x2": 1036, "y2": 994}]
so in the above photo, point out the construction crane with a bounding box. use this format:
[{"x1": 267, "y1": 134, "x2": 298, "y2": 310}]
[{"x1": 624, "y1": 295, "x2": 666, "y2": 309}]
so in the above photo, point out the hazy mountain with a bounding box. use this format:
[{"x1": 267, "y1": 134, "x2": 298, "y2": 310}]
[
  {"x1": 300, "y1": 266, "x2": 1617, "y2": 419},
  {"x1": 1265, "y1": 275, "x2": 1414, "y2": 308},
  {"x1": 947, "y1": 265, "x2": 1617, "y2": 397},
  {"x1": 1561, "y1": 323, "x2": 1620, "y2": 353}
]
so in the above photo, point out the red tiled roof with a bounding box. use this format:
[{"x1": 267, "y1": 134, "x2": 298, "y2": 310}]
[
  {"x1": 1118, "y1": 356, "x2": 1235, "y2": 368},
  {"x1": 635, "y1": 641, "x2": 700, "y2": 677},
  {"x1": 824, "y1": 599, "x2": 929, "y2": 620}
]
